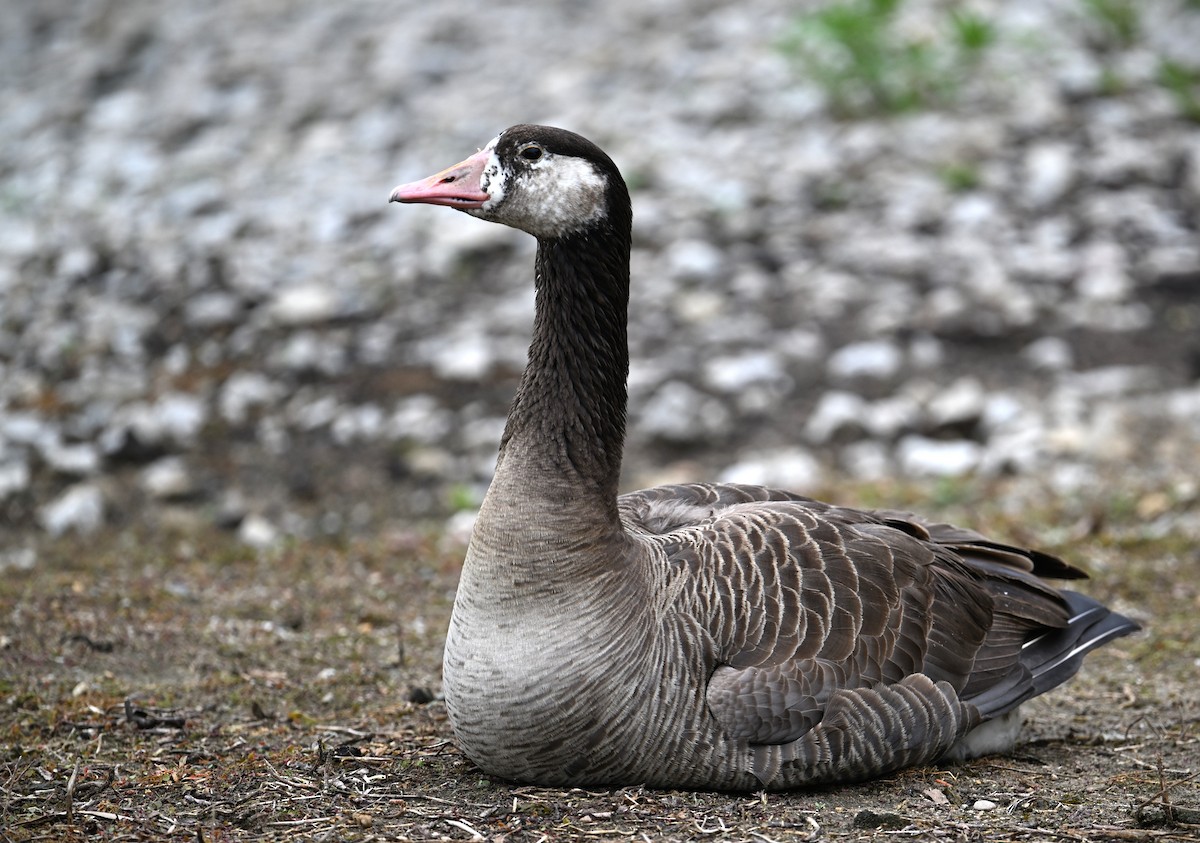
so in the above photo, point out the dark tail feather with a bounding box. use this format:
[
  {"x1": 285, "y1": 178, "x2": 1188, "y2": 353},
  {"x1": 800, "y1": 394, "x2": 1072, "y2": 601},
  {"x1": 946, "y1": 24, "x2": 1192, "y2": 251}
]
[
  {"x1": 1022, "y1": 590, "x2": 1140, "y2": 697},
  {"x1": 967, "y1": 591, "x2": 1139, "y2": 720}
]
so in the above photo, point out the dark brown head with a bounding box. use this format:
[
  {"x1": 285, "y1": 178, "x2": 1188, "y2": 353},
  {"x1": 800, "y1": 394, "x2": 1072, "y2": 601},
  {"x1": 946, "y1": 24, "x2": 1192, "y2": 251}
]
[{"x1": 390, "y1": 124, "x2": 630, "y2": 241}]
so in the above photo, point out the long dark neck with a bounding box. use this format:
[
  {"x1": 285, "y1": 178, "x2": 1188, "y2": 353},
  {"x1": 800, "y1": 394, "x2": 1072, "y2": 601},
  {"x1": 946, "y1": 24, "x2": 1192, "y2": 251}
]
[{"x1": 495, "y1": 219, "x2": 632, "y2": 525}]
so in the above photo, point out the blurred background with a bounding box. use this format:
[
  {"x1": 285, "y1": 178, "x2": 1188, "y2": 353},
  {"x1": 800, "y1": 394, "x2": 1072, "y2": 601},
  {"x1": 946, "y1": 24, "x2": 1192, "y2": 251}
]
[{"x1": 1, "y1": 0, "x2": 1198, "y2": 551}]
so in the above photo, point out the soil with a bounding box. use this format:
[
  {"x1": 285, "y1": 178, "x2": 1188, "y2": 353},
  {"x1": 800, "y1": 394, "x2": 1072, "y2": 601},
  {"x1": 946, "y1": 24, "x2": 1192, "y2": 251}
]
[{"x1": 1, "y1": 478, "x2": 1197, "y2": 842}]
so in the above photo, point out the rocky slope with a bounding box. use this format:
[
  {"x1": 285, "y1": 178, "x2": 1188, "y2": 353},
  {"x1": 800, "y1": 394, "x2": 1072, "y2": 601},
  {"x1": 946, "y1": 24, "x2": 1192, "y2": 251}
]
[{"x1": 1, "y1": 0, "x2": 1198, "y2": 550}]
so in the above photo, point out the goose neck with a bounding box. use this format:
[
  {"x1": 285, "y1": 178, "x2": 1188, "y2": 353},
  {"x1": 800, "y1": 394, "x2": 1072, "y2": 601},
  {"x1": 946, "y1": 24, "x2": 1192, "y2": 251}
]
[{"x1": 492, "y1": 225, "x2": 631, "y2": 524}]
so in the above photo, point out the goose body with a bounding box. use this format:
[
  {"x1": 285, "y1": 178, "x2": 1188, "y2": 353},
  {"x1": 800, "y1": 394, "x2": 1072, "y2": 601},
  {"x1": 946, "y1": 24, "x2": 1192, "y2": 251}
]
[{"x1": 390, "y1": 125, "x2": 1139, "y2": 790}]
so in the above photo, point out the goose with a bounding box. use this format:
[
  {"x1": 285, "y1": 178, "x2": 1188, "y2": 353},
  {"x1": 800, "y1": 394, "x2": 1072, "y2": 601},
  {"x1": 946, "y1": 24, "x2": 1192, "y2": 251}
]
[{"x1": 389, "y1": 124, "x2": 1139, "y2": 790}]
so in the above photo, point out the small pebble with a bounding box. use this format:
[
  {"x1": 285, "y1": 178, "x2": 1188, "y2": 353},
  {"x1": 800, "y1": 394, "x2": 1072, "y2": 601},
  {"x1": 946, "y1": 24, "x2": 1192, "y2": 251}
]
[{"x1": 973, "y1": 799, "x2": 998, "y2": 811}]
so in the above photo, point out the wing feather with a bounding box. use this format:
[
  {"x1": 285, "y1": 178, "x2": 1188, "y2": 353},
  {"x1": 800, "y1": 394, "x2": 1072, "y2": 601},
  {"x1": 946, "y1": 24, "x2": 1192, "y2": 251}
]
[{"x1": 619, "y1": 482, "x2": 1108, "y2": 752}]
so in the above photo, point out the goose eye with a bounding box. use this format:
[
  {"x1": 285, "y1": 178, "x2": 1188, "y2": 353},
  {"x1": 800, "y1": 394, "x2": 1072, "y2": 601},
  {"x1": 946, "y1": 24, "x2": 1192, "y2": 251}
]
[{"x1": 519, "y1": 145, "x2": 543, "y2": 162}]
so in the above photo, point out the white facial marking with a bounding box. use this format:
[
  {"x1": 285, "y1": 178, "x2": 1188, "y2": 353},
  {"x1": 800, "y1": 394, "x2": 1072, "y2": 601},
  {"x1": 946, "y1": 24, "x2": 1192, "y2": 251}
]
[
  {"x1": 478, "y1": 135, "x2": 507, "y2": 209},
  {"x1": 530, "y1": 156, "x2": 608, "y2": 236}
]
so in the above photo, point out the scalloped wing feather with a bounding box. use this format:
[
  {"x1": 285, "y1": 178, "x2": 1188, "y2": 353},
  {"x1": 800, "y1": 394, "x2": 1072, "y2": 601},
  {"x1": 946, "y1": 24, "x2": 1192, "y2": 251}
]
[{"x1": 619, "y1": 483, "x2": 1077, "y2": 750}]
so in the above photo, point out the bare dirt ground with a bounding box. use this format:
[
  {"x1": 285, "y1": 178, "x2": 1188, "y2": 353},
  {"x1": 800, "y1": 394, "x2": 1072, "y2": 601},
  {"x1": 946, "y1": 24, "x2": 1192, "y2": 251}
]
[{"x1": 1, "y1": 478, "x2": 1197, "y2": 842}]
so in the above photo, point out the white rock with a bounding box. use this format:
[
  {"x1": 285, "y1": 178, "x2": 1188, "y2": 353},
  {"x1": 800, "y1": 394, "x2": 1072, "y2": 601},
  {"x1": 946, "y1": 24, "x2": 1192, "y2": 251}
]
[
  {"x1": 841, "y1": 440, "x2": 892, "y2": 481},
  {"x1": 0, "y1": 459, "x2": 31, "y2": 500},
  {"x1": 703, "y1": 351, "x2": 789, "y2": 393},
  {"x1": 1077, "y1": 240, "x2": 1132, "y2": 302},
  {"x1": 1, "y1": 413, "x2": 55, "y2": 448},
  {"x1": 638, "y1": 381, "x2": 731, "y2": 443},
  {"x1": 972, "y1": 800, "x2": 998, "y2": 811},
  {"x1": 268, "y1": 284, "x2": 340, "y2": 326},
  {"x1": 1165, "y1": 385, "x2": 1200, "y2": 425},
  {"x1": 1065, "y1": 366, "x2": 1158, "y2": 398},
  {"x1": 0, "y1": 547, "x2": 36, "y2": 572},
  {"x1": 863, "y1": 395, "x2": 921, "y2": 439},
  {"x1": 666, "y1": 239, "x2": 725, "y2": 283},
  {"x1": 981, "y1": 423, "x2": 1045, "y2": 475},
  {"x1": 220, "y1": 372, "x2": 284, "y2": 425},
  {"x1": 388, "y1": 395, "x2": 452, "y2": 445},
  {"x1": 980, "y1": 392, "x2": 1027, "y2": 433},
  {"x1": 239, "y1": 514, "x2": 280, "y2": 548},
  {"x1": 1022, "y1": 142, "x2": 1076, "y2": 208},
  {"x1": 827, "y1": 340, "x2": 903, "y2": 381},
  {"x1": 40, "y1": 440, "x2": 102, "y2": 477},
  {"x1": 908, "y1": 335, "x2": 944, "y2": 370},
  {"x1": 185, "y1": 292, "x2": 244, "y2": 328},
  {"x1": 445, "y1": 509, "x2": 478, "y2": 546},
  {"x1": 272, "y1": 331, "x2": 348, "y2": 375},
  {"x1": 141, "y1": 457, "x2": 196, "y2": 500},
  {"x1": 804, "y1": 391, "x2": 866, "y2": 444},
  {"x1": 673, "y1": 290, "x2": 724, "y2": 325},
  {"x1": 1023, "y1": 336, "x2": 1074, "y2": 371},
  {"x1": 719, "y1": 448, "x2": 821, "y2": 490},
  {"x1": 423, "y1": 331, "x2": 495, "y2": 381},
  {"x1": 927, "y1": 378, "x2": 985, "y2": 430},
  {"x1": 331, "y1": 404, "x2": 385, "y2": 446},
  {"x1": 897, "y1": 436, "x2": 982, "y2": 477},
  {"x1": 40, "y1": 484, "x2": 105, "y2": 537},
  {"x1": 105, "y1": 394, "x2": 208, "y2": 454}
]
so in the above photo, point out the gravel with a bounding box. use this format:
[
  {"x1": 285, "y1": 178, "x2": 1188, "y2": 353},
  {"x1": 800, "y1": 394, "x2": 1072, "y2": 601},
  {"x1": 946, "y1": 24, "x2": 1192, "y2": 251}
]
[{"x1": 2, "y1": 0, "x2": 1199, "y2": 543}]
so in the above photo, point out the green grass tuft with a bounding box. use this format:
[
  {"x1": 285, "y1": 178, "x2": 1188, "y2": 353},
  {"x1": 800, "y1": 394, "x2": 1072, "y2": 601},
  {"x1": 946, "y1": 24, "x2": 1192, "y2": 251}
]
[{"x1": 779, "y1": 0, "x2": 997, "y2": 116}]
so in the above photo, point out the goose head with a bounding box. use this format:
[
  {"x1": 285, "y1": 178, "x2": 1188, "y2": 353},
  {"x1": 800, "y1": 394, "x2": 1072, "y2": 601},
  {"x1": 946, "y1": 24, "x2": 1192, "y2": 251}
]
[{"x1": 390, "y1": 124, "x2": 626, "y2": 240}]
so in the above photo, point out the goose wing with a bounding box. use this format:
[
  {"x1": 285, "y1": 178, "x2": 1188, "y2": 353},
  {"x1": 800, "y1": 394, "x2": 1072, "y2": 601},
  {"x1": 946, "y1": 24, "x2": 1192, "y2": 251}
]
[{"x1": 619, "y1": 483, "x2": 1085, "y2": 749}]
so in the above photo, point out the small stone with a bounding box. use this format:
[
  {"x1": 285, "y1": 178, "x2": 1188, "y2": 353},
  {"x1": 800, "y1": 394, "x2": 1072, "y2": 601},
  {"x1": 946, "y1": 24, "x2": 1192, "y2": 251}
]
[
  {"x1": 972, "y1": 799, "x2": 998, "y2": 811},
  {"x1": 407, "y1": 686, "x2": 435, "y2": 705},
  {"x1": 804, "y1": 391, "x2": 866, "y2": 444},
  {"x1": 1023, "y1": 336, "x2": 1074, "y2": 371},
  {"x1": 39, "y1": 483, "x2": 105, "y2": 537},
  {"x1": 272, "y1": 332, "x2": 348, "y2": 376},
  {"x1": 841, "y1": 440, "x2": 892, "y2": 481},
  {"x1": 268, "y1": 284, "x2": 340, "y2": 326},
  {"x1": 111, "y1": 393, "x2": 208, "y2": 454},
  {"x1": 1077, "y1": 240, "x2": 1132, "y2": 302},
  {"x1": 908, "y1": 335, "x2": 944, "y2": 370},
  {"x1": 0, "y1": 547, "x2": 36, "y2": 572},
  {"x1": 897, "y1": 436, "x2": 982, "y2": 477},
  {"x1": 1066, "y1": 366, "x2": 1157, "y2": 398},
  {"x1": 331, "y1": 404, "x2": 385, "y2": 446},
  {"x1": 0, "y1": 458, "x2": 31, "y2": 500},
  {"x1": 445, "y1": 509, "x2": 478, "y2": 546},
  {"x1": 863, "y1": 395, "x2": 920, "y2": 439},
  {"x1": 666, "y1": 239, "x2": 724, "y2": 283},
  {"x1": 1136, "y1": 492, "x2": 1172, "y2": 520},
  {"x1": 1022, "y1": 142, "x2": 1075, "y2": 208},
  {"x1": 422, "y1": 330, "x2": 495, "y2": 381},
  {"x1": 185, "y1": 292, "x2": 244, "y2": 328},
  {"x1": 388, "y1": 395, "x2": 452, "y2": 445},
  {"x1": 827, "y1": 340, "x2": 903, "y2": 381},
  {"x1": 638, "y1": 381, "x2": 731, "y2": 444},
  {"x1": 673, "y1": 290, "x2": 725, "y2": 325},
  {"x1": 220, "y1": 372, "x2": 284, "y2": 425},
  {"x1": 719, "y1": 448, "x2": 821, "y2": 490},
  {"x1": 40, "y1": 439, "x2": 101, "y2": 477},
  {"x1": 239, "y1": 514, "x2": 280, "y2": 548},
  {"x1": 927, "y1": 378, "x2": 985, "y2": 432},
  {"x1": 141, "y1": 457, "x2": 197, "y2": 501},
  {"x1": 703, "y1": 352, "x2": 789, "y2": 394}
]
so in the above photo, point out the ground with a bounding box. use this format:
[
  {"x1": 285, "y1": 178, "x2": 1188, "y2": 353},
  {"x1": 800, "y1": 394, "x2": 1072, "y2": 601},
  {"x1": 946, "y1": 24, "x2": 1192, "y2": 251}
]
[{"x1": 1, "y1": 478, "x2": 1197, "y2": 842}]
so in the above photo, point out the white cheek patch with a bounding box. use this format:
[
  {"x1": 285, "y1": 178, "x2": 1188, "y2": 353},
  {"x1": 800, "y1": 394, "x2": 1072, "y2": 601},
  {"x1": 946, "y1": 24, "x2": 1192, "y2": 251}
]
[
  {"x1": 506, "y1": 156, "x2": 609, "y2": 239},
  {"x1": 479, "y1": 140, "x2": 507, "y2": 209}
]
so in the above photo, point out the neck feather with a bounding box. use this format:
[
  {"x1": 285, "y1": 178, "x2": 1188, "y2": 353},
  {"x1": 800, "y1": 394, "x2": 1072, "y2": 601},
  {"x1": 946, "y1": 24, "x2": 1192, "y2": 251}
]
[{"x1": 495, "y1": 220, "x2": 631, "y2": 523}]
